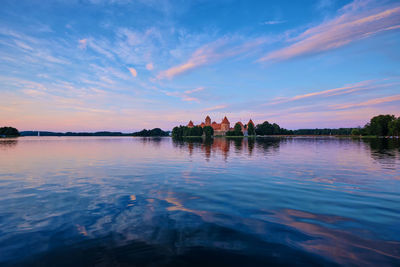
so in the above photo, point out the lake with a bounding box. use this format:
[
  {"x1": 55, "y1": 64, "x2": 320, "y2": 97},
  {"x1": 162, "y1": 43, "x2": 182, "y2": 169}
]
[{"x1": 0, "y1": 136, "x2": 399, "y2": 266}]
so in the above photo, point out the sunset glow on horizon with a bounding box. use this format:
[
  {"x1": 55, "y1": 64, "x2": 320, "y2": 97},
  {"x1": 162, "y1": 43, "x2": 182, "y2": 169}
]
[{"x1": 1, "y1": 0, "x2": 400, "y2": 132}]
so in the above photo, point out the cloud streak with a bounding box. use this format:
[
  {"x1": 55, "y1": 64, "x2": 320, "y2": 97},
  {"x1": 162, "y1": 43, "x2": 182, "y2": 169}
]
[
  {"x1": 202, "y1": 104, "x2": 227, "y2": 112},
  {"x1": 262, "y1": 20, "x2": 286, "y2": 25},
  {"x1": 157, "y1": 37, "x2": 267, "y2": 80},
  {"x1": 266, "y1": 80, "x2": 379, "y2": 105},
  {"x1": 162, "y1": 86, "x2": 205, "y2": 102},
  {"x1": 259, "y1": 2, "x2": 400, "y2": 62},
  {"x1": 332, "y1": 94, "x2": 400, "y2": 110}
]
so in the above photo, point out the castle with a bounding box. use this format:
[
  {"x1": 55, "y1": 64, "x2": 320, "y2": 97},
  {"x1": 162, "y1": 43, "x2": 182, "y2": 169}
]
[{"x1": 187, "y1": 116, "x2": 255, "y2": 136}]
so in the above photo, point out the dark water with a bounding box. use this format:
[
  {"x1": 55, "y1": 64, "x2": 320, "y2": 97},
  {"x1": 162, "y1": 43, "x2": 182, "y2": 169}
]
[{"x1": 0, "y1": 137, "x2": 399, "y2": 266}]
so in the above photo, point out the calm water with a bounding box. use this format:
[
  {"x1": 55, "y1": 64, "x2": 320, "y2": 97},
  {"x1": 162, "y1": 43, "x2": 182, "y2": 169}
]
[{"x1": 0, "y1": 137, "x2": 399, "y2": 266}]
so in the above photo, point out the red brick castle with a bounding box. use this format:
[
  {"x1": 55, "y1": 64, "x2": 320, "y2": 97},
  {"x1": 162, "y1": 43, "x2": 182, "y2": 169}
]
[{"x1": 187, "y1": 116, "x2": 255, "y2": 136}]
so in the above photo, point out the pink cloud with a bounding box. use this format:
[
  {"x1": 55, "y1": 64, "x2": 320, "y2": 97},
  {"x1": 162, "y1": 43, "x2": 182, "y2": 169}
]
[
  {"x1": 184, "y1": 87, "x2": 204, "y2": 94},
  {"x1": 259, "y1": 3, "x2": 400, "y2": 62},
  {"x1": 157, "y1": 37, "x2": 266, "y2": 80},
  {"x1": 162, "y1": 86, "x2": 205, "y2": 102},
  {"x1": 331, "y1": 94, "x2": 400, "y2": 110},
  {"x1": 202, "y1": 105, "x2": 227, "y2": 112},
  {"x1": 78, "y1": 39, "x2": 87, "y2": 49},
  {"x1": 128, "y1": 67, "x2": 137, "y2": 77},
  {"x1": 267, "y1": 80, "x2": 377, "y2": 105},
  {"x1": 146, "y1": 63, "x2": 154, "y2": 70}
]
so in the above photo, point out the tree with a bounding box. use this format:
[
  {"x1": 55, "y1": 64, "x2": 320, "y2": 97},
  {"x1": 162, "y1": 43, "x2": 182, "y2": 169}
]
[
  {"x1": 389, "y1": 117, "x2": 400, "y2": 137},
  {"x1": 234, "y1": 123, "x2": 244, "y2": 136},
  {"x1": 172, "y1": 126, "x2": 184, "y2": 138},
  {"x1": 272, "y1": 123, "x2": 281, "y2": 134},
  {"x1": 256, "y1": 121, "x2": 274, "y2": 135},
  {"x1": 203, "y1": 126, "x2": 214, "y2": 138},
  {"x1": 247, "y1": 123, "x2": 255, "y2": 136},
  {"x1": 134, "y1": 128, "x2": 169, "y2": 137},
  {"x1": 368, "y1": 115, "x2": 395, "y2": 136},
  {"x1": 351, "y1": 128, "x2": 361, "y2": 136},
  {"x1": 0, "y1": 127, "x2": 20, "y2": 137},
  {"x1": 172, "y1": 125, "x2": 203, "y2": 138}
]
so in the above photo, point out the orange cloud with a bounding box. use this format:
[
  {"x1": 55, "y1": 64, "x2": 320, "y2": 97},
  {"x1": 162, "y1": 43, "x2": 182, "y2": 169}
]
[
  {"x1": 128, "y1": 67, "x2": 137, "y2": 77},
  {"x1": 259, "y1": 5, "x2": 400, "y2": 62}
]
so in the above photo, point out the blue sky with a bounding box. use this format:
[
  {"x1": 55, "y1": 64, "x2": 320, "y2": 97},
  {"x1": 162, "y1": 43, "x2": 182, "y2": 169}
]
[{"x1": 0, "y1": 0, "x2": 399, "y2": 131}]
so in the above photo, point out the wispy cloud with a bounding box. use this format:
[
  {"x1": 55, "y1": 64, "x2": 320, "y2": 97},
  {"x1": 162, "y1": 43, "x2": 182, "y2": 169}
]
[
  {"x1": 184, "y1": 86, "x2": 204, "y2": 94},
  {"x1": 266, "y1": 79, "x2": 378, "y2": 105},
  {"x1": 262, "y1": 20, "x2": 286, "y2": 25},
  {"x1": 162, "y1": 86, "x2": 205, "y2": 102},
  {"x1": 78, "y1": 39, "x2": 87, "y2": 49},
  {"x1": 202, "y1": 104, "x2": 227, "y2": 112},
  {"x1": 259, "y1": 2, "x2": 400, "y2": 62},
  {"x1": 157, "y1": 37, "x2": 267, "y2": 79},
  {"x1": 331, "y1": 94, "x2": 400, "y2": 110}
]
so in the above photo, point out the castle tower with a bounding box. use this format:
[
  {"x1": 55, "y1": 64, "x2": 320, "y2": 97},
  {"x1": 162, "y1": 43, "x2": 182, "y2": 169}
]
[
  {"x1": 205, "y1": 115, "x2": 211, "y2": 126},
  {"x1": 247, "y1": 119, "x2": 255, "y2": 127},
  {"x1": 221, "y1": 116, "x2": 230, "y2": 131},
  {"x1": 187, "y1": 120, "x2": 194, "y2": 128}
]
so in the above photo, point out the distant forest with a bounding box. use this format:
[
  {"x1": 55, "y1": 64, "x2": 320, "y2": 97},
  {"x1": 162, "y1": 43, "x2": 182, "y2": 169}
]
[{"x1": 19, "y1": 128, "x2": 170, "y2": 137}]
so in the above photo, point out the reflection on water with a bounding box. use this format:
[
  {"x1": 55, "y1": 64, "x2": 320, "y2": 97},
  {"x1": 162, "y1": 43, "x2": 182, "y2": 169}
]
[
  {"x1": 0, "y1": 137, "x2": 399, "y2": 266},
  {"x1": 173, "y1": 137, "x2": 282, "y2": 160},
  {"x1": 0, "y1": 139, "x2": 18, "y2": 150}
]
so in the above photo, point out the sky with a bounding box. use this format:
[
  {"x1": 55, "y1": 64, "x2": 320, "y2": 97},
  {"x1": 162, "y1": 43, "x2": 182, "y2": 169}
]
[{"x1": 0, "y1": 0, "x2": 399, "y2": 132}]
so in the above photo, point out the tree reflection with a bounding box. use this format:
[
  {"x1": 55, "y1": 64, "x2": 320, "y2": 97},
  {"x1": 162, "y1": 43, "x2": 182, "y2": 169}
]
[
  {"x1": 361, "y1": 138, "x2": 400, "y2": 168},
  {"x1": 172, "y1": 137, "x2": 282, "y2": 160},
  {"x1": 0, "y1": 139, "x2": 18, "y2": 150}
]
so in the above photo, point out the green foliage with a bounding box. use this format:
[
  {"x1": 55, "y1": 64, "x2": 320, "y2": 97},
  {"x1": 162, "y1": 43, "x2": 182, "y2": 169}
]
[
  {"x1": 347, "y1": 114, "x2": 400, "y2": 137},
  {"x1": 225, "y1": 123, "x2": 244, "y2": 136},
  {"x1": 272, "y1": 123, "x2": 280, "y2": 134},
  {"x1": 256, "y1": 121, "x2": 273, "y2": 135},
  {"x1": 172, "y1": 125, "x2": 203, "y2": 138},
  {"x1": 247, "y1": 123, "x2": 255, "y2": 135},
  {"x1": 255, "y1": 121, "x2": 292, "y2": 135},
  {"x1": 388, "y1": 118, "x2": 400, "y2": 136},
  {"x1": 351, "y1": 128, "x2": 361, "y2": 136},
  {"x1": 0, "y1": 127, "x2": 20, "y2": 137},
  {"x1": 234, "y1": 123, "x2": 243, "y2": 135},
  {"x1": 132, "y1": 128, "x2": 169, "y2": 137},
  {"x1": 367, "y1": 115, "x2": 395, "y2": 136},
  {"x1": 203, "y1": 126, "x2": 214, "y2": 138}
]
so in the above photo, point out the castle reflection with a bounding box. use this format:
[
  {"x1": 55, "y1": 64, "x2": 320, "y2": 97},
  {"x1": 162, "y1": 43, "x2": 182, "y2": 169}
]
[{"x1": 172, "y1": 137, "x2": 282, "y2": 160}]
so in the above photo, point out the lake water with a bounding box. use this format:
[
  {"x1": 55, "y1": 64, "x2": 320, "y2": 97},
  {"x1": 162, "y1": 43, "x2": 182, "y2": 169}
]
[{"x1": 0, "y1": 136, "x2": 399, "y2": 266}]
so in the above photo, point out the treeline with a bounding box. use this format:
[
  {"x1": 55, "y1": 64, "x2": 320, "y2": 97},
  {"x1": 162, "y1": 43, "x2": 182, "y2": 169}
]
[
  {"x1": 172, "y1": 126, "x2": 214, "y2": 138},
  {"x1": 351, "y1": 114, "x2": 400, "y2": 137},
  {"x1": 20, "y1": 128, "x2": 170, "y2": 137},
  {"x1": 21, "y1": 131, "x2": 132, "y2": 136},
  {"x1": 292, "y1": 128, "x2": 353, "y2": 135},
  {"x1": 0, "y1": 127, "x2": 20, "y2": 137},
  {"x1": 132, "y1": 128, "x2": 169, "y2": 137}
]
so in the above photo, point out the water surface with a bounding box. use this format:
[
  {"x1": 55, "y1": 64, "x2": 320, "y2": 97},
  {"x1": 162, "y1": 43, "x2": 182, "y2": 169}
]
[{"x1": 0, "y1": 137, "x2": 399, "y2": 266}]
